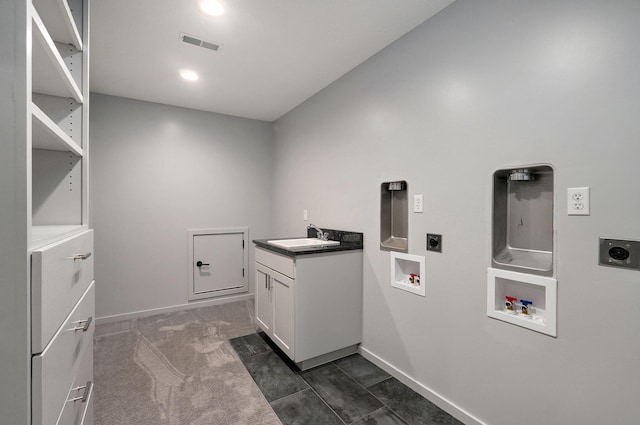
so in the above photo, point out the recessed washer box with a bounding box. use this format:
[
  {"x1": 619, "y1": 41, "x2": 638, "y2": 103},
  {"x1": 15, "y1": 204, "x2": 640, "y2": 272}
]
[
  {"x1": 492, "y1": 165, "x2": 554, "y2": 276},
  {"x1": 390, "y1": 252, "x2": 425, "y2": 296},
  {"x1": 487, "y1": 268, "x2": 557, "y2": 337},
  {"x1": 381, "y1": 181, "x2": 408, "y2": 253}
]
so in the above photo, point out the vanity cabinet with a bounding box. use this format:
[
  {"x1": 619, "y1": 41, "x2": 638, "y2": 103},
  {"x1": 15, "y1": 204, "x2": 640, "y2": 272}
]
[
  {"x1": 0, "y1": 0, "x2": 92, "y2": 423},
  {"x1": 255, "y1": 262, "x2": 295, "y2": 358},
  {"x1": 254, "y1": 246, "x2": 363, "y2": 370}
]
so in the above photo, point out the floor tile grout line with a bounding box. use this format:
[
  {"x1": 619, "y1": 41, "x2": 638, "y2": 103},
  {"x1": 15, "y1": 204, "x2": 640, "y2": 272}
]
[
  {"x1": 359, "y1": 377, "x2": 459, "y2": 425},
  {"x1": 299, "y1": 361, "x2": 400, "y2": 425},
  {"x1": 231, "y1": 333, "x2": 457, "y2": 425},
  {"x1": 295, "y1": 376, "x2": 348, "y2": 425},
  {"x1": 359, "y1": 406, "x2": 411, "y2": 425},
  {"x1": 331, "y1": 359, "x2": 392, "y2": 393},
  {"x1": 327, "y1": 361, "x2": 394, "y2": 423},
  {"x1": 231, "y1": 342, "x2": 313, "y2": 409},
  {"x1": 329, "y1": 362, "x2": 418, "y2": 425}
]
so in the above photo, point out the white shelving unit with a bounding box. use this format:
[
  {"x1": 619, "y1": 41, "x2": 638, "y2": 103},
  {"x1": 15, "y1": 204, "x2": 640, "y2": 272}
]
[
  {"x1": 30, "y1": 0, "x2": 88, "y2": 243},
  {"x1": 32, "y1": 0, "x2": 83, "y2": 50},
  {"x1": 487, "y1": 268, "x2": 557, "y2": 337},
  {"x1": 1, "y1": 0, "x2": 92, "y2": 423},
  {"x1": 32, "y1": 103, "x2": 83, "y2": 155},
  {"x1": 32, "y1": 6, "x2": 83, "y2": 103}
]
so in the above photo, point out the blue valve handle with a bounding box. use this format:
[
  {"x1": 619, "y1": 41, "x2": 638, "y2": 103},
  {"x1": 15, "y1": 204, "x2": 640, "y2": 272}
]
[{"x1": 520, "y1": 299, "x2": 533, "y2": 306}]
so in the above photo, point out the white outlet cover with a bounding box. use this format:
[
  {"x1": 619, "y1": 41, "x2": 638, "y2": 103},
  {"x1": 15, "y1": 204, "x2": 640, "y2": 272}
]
[
  {"x1": 413, "y1": 194, "x2": 424, "y2": 213},
  {"x1": 567, "y1": 187, "x2": 590, "y2": 216}
]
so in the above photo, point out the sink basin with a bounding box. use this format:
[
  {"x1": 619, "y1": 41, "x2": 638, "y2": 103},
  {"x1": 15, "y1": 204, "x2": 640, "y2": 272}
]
[{"x1": 267, "y1": 238, "x2": 340, "y2": 249}]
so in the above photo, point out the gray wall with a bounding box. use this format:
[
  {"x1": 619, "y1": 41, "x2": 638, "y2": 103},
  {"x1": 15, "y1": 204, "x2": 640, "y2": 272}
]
[
  {"x1": 90, "y1": 94, "x2": 274, "y2": 318},
  {"x1": 272, "y1": 1, "x2": 640, "y2": 424}
]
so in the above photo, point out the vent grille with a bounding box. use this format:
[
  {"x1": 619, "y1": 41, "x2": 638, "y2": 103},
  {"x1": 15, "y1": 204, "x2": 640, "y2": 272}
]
[{"x1": 180, "y1": 33, "x2": 222, "y2": 52}]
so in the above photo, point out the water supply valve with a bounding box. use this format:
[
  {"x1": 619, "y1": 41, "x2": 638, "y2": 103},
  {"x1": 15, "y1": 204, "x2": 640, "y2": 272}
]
[
  {"x1": 520, "y1": 299, "x2": 533, "y2": 315},
  {"x1": 505, "y1": 296, "x2": 518, "y2": 311}
]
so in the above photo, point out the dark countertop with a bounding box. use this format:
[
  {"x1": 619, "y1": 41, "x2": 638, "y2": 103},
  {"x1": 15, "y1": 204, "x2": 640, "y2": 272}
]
[{"x1": 253, "y1": 228, "x2": 363, "y2": 257}]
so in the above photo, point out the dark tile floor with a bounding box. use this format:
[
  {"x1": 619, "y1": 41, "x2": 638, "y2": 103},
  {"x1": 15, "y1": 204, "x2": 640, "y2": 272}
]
[{"x1": 230, "y1": 333, "x2": 464, "y2": 425}]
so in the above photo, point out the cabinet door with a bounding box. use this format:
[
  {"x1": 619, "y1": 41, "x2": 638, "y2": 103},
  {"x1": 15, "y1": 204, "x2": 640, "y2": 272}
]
[
  {"x1": 271, "y1": 270, "x2": 294, "y2": 358},
  {"x1": 255, "y1": 264, "x2": 272, "y2": 333}
]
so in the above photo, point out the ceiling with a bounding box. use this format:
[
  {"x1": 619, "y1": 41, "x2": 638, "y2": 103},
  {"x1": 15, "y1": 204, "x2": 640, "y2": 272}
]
[{"x1": 89, "y1": 0, "x2": 455, "y2": 122}]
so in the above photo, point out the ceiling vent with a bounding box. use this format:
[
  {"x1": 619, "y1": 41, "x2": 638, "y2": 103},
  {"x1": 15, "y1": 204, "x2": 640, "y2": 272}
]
[{"x1": 180, "y1": 33, "x2": 222, "y2": 52}]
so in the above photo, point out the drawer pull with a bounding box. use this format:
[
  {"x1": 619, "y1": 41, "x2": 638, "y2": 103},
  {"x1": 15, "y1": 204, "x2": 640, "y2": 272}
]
[
  {"x1": 66, "y1": 381, "x2": 92, "y2": 403},
  {"x1": 72, "y1": 252, "x2": 92, "y2": 260},
  {"x1": 68, "y1": 316, "x2": 93, "y2": 332}
]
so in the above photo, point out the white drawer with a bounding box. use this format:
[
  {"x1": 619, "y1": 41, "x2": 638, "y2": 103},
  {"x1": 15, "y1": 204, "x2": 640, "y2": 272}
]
[
  {"x1": 32, "y1": 229, "x2": 94, "y2": 353},
  {"x1": 255, "y1": 247, "x2": 295, "y2": 278},
  {"x1": 56, "y1": 344, "x2": 94, "y2": 425},
  {"x1": 33, "y1": 282, "x2": 95, "y2": 425}
]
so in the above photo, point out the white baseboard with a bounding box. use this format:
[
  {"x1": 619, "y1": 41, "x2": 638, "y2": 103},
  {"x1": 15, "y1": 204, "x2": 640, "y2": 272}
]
[
  {"x1": 96, "y1": 293, "x2": 255, "y2": 325},
  {"x1": 358, "y1": 346, "x2": 486, "y2": 425}
]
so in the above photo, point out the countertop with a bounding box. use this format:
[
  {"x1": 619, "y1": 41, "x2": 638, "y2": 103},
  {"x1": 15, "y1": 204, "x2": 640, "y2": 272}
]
[{"x1": 253, "y1": 228, "x2": 363, "y2": 257}]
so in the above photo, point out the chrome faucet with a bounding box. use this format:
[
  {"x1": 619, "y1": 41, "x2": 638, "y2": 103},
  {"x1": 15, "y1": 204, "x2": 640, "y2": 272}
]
[{"x1": 308, "y1": 223, "x2": 328, "y2": 240}]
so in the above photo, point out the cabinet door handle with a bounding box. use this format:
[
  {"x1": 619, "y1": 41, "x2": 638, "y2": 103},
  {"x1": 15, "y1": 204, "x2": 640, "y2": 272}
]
[
  {"x1": 72, "y1": 252, "x2": 92, "y2": 260},
  {"x1": 196, "y1": 261, "x2": 210, "y2": 267},
  {"x1": 66, "y1": 381, "x2": 92, "y2": 403},
  {"x1": 68, "y1": 316, "x2": 92, "y2": 332}
]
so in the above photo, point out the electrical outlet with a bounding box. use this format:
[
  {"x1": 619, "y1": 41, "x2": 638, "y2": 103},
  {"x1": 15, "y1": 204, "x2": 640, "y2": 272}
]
[
  {"x1": 567, "y1": 187, "x2": 590, "y2": 215},
  {"x1": 303, "y1": 209, "x2": 308, "y2": 221},
  {"x1": 413, "y1": 194, "x2": 424, "y2": 213},
  {"x1": 427, "y1": 234, "x2": 442, "y2": 252}
]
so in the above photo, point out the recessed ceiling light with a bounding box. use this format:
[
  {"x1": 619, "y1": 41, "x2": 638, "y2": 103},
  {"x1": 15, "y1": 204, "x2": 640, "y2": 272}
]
[
  {"x1": 198, "y1": 0, "x2": 224, "y2": 17},
  {"x1": 180, "y1": 69, "x2": 199, "y2": 81}
]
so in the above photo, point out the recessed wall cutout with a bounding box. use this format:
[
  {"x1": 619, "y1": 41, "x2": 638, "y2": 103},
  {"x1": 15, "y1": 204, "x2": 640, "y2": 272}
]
[
  {"x1": 492, "y1": 165, "x2": 554, "y2": 277},
  {"x1": 488, "y1": 165, "x2": 557, "y2": 337},
  {"x1": 391, "y1": 252, "x2": 425, "y2": 296},
  {"x1": 380, "y1": 181, "x2": 408, "y2": 252},
  {"x1": 487, "y1": 268, "x2": 557, "y2": 337}
]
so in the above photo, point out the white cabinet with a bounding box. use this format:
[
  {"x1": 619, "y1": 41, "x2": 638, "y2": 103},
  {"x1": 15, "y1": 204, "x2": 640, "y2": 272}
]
[
  {"x1": 32, "y1": 230, "x2": 94, "y2": 352},
  {"x1": 254, "y1": 246, "x2": 363, "y2": 370},
  {"x1": 255, "y1": 265, "x2": 273, "y2": 333},
  {"x1": 255, "y1": 263, "x2": 295, "y2": 358},
  {"x1": 32, "y1": 282, "x2": 95, "y2": 425},
  {"x1": 0, "y1": 0, "x2": 92, "y2": 423}
]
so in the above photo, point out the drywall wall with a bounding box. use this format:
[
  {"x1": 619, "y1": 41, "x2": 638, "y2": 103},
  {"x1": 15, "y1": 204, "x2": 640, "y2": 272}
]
[
  {"x1": 90, "y1": 94, "x2": 274, "y2": 319},
  {"x1": 272, "y1": 1, "x2": 640, "y2": 424}
]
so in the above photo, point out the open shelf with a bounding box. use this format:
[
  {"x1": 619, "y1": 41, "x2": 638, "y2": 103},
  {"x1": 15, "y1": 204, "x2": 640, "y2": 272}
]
[
  {"x1": 391, "y1": 252, "x2": 425, "y2": 296},
  {"x1": 32, "y1": 0, "x2": 83, "y2": 50},
  {"x1": 32, "y1": 103, "x2": 83, "y2": 156},
  {"x1": 32, "y1": 150, "x2": 83, "y2": 228},
  {"x1": 32, "y1": 5, "x2": 83, "y2": 103},
  {"x1": 31, "y1": 225, "x2": 86, "y2": 250},
  {"x1": 487, "y1": 267, "x2": 557, "y2": 337}
]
